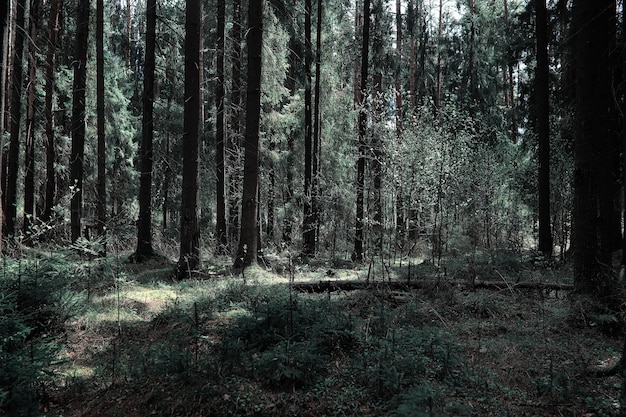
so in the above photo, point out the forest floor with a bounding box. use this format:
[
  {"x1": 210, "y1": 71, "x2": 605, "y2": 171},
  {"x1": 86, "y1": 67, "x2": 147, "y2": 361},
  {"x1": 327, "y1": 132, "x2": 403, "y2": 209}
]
[{"x1": 6, "y1": 247, "x2": 626, "y2": 416}]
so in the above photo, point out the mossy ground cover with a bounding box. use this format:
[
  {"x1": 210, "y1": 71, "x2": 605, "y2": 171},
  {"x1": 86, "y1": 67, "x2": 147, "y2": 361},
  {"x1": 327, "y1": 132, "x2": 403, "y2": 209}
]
[{"x1": 1, "y1": 249, "x2": 623, "y2": 416}]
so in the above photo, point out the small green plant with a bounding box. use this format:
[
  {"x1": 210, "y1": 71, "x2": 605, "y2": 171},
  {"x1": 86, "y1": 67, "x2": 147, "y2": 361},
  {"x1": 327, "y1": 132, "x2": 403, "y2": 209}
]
[{"x1": 0, "y1": 256, "x2": 78, "y2": 415}]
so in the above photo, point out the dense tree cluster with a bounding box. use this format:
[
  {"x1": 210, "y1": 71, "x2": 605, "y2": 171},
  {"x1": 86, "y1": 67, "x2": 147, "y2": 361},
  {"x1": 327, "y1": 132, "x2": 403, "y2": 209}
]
[{"x1": 0, "y1": 0, "x2": 624, "y2": 294}]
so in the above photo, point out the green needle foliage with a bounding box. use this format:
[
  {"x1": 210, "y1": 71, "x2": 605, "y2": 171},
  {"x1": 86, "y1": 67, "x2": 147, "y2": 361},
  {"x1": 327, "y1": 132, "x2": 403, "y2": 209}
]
[{"x1": 0, "y1": 256, "x2": 82, "y2": 416}]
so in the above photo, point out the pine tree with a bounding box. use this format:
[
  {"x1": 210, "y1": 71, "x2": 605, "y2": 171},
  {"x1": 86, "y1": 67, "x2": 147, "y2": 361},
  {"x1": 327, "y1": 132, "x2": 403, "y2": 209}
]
[
  {"x1": 177, "y1": 0, "x2": 201, "y2": 278},
  {"x1": 23, "y1": 0, "x2": 40, "y2": 237},
  {"x1": 572, "y1": 0, "x2": 613, "y2": 294},
  {"x1": 536, "y1": 0, "x2": 552, "y2": 257},
  {"x1": 235, "y1": 0, "x2": 264, "y2": 268},
  {"x1": 70, "y1": 0, "x2": 90, "y2": 243},
  {"x1": 303, "y1": 0, "x2": 315, "y2": 256},
  {"x1": 215, "y1": 0, "x2": 228, "y2": 253},
  {"x1": 4, "y1": 0, "x2": 27, "y2": 237},
  {"x1": 42, "y1": 0, "x2": 62, "y2": 222},
  {"x1": 0, "y1": 0, "x2": 8, "y2": 250},
  {"x1": 353, "y1": 0, "x2": 370, "y2": 262},
  {"x1": 96, "y1": 0, "x2": 106, "y2": 249},
  {"x1": 133, "y1": 0, "x2": 157, "y2": 261}
]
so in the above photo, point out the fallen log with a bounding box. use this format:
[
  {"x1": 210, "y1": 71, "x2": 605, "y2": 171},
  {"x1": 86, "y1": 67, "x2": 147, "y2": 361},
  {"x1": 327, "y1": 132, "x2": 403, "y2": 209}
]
[{"x1": 290, "y1": 279, "x2": 573, "y2": 293}]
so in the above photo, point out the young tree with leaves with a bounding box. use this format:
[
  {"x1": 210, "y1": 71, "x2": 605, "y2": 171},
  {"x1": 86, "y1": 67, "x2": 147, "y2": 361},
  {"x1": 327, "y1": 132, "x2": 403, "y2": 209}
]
[
  {"x1": 235, "y1": 0, "x2": 264, "y2": 268},
  {"x1": 177, "y1": 0, "x2": 201, "y2": 278}
]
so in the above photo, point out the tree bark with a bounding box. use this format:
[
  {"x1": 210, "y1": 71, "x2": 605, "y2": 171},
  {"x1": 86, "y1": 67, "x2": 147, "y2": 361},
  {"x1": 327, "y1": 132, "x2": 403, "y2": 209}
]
[
  {"x1": 70, "y1": 0, "x2": 90, "y2": 243},
  {"x1": 407, "y1": 0, "x2": 416, "y2": 108},
  {"x1": 435, "y1": 0, "x2": 443, "y2": 110},
  {"x1": 96, "y1": 0, "x2": 106, "y2": 249},
  {"x1": 43, "y1": 0, "x2": 62, "y2": 222},
  {"x1": 134, "y1": 0, "x2": 157, "y2": 260},
  {"x1": 215, "y1": 0, "x2": 228, "y2": 253},
  {"x1": 228, "y1": 0, "x2": 243, "y2": 250},
  {"x1": 283, "y1": 14, "x2": 297, "y2": 244},
  {"x1": 536, "y1": 0, "x2": 552, "y2": 257},
  {"x1": 303, "y1": 0, "x2": 315, "y2": 256},
  {"x1": 177, "y1": 0, "x2": 202, "y2": 278},
  {"x1": 395, "y1": 0, "x2": 402, "y2": 134},
  {"x1": 623, "y1": 0, "x2": 626, "y2": 267},
  {"x1": 353, "y1": 0, "x2": 370, "y2": 262},
  {"x1": 23, "y1": 0, "x2": 40, "y2": 238},
  {"x1": 572, "y1": 0, "x2": 612, "y2": 294},
  {"x1": 312, "y1": 0, "x2": 323, "y2": 253},
  {"x1": 4, "y1": 0, "x2": 26, "y2": 237},
  {"x1": 0, "y1": 0, "x2": 8, "y2": 249},
  {"x1": 234, "y1": 0, "x2": 263, "y2": 268}
]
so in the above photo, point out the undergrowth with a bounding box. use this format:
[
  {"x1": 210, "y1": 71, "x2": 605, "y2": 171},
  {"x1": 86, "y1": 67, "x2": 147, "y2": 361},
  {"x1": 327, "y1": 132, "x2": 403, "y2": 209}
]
[
  {"x1": 0, "y1": 249, "x2": 623, "y2": 416},
  {"x1": 0, "y1": 255, "x2": 82, "y2": 416}
]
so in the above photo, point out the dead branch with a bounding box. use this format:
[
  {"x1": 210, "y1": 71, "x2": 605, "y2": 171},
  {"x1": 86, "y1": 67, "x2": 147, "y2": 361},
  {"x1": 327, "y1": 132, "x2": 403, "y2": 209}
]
[{"x1": 290, "y1": 279, "x2": 573, "y2": 293}]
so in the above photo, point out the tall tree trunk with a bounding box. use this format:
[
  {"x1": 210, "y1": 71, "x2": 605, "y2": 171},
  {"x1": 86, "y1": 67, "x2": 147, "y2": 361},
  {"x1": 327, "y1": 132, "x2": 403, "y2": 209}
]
[
  {"x1": 0, "y1": 0, "x2": 8, "y2": 249},
  {"x1": 536, "y1": 0, "x2": 552, "y2": 257},
  {"x1": 353, "y1": 0, "x2": 362, "y2": 109},
  {"x1": 70, "y1": 0, "x2": 90, "y2": 243},
  {"x1": 228, "y1": 0, "x2": 242, "y2": 249},
  {"x1": 198, "y1": 0, "x2": 205, "y2": 133},
  {"x1": 96, "y1": 0, "x2": 106, "y2": 248},
  {"x1": 623, "y1": 0, "x2": 626, "y2": 268},
  {"x1": 395, "y1": 0, "x2": 402, "y2": 134},
  {"x1": 467, "y1": 0, "x2": 479, "y2": 108},
  {"x1": 126, "y1": 0, "x2": 132, "y2": 70},
  {"x1": 572, "y1": 0, "x2": 612, "y2": 294},
  {"x1": 177, "y1": 0, "x2": 202, "y2": 278},
  {"x1": 370, "y1": 0, "x2": 384, "y2": 254},
  {"x1": 312, "y1": 0, "x2": 323, "y2": 253},
  {"x1": 43, "y1": 0, "x2": 61, "y2": 222},
  {"x1": 602, "y1": 2, "x2": 621, "y2": 260},
  {"x1": 395, "y1": 0, "x2": 404, "y2": 249},
  {"x1": 134, "y1": 0, "x2": 156, "y2": 260},
  {"x1": 267, "y1": 140, "x2": 275, "y2": 240},
  {"x1": 23, "y1": 0, "x2": 40, "y2": 238},
  {"x1": 353, "y1": 0, "x2": 370, "y2": 262},
  {"x1": 503, "y1": 0, "x2": 518, "y2": 143},
  {"x1": 593, "y1": 2, "x2": 615, "y2": 267},
  {"x1": 407, "y1": 0, "x2": 416, "y2": 109},
  {"x1": 234, "y1": 0, "x2": 263, "y2": 268},
  {"x1": 303, "y1": 0, "x2": 315, "y2": 256},
  {"x1": 283, "y1": 15, "x2": 296, "y2": 244},
  {"x1": 435, "y1": 0, "x2": 443, "y2": 110},
  {"x1": 215, "y1": 0, "x2": 227, "y2": 253},
  {"x1": 4, "y1": 0, "x2": 26, "y2": 237}
]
